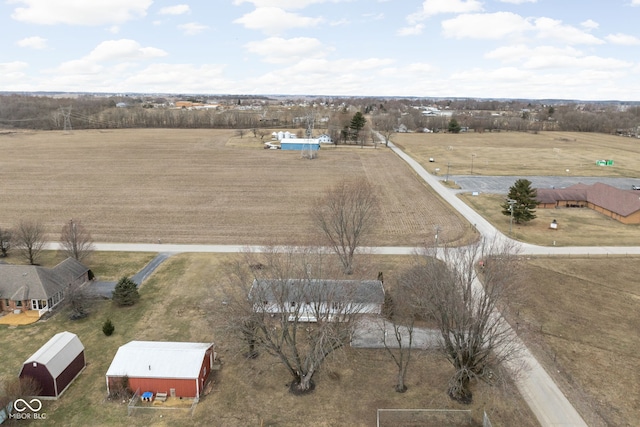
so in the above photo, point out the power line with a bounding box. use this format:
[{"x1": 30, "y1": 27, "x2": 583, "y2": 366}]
[{"x1": 60, "y1": 106, "x2": 72, "y2": 133}]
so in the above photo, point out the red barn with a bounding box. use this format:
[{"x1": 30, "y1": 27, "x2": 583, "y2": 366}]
[
  {"x1": 19, "y1": 331, "x2": 86, "y2": 399},
  {"x1": 105, "y1": 341, "x2": 216, "y2": 399}
]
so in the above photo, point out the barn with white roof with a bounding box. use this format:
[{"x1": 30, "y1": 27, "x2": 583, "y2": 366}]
[
  {"x1": 19, "y1": 331, "x2": 86, "y2": 399},
  {"x1": 105, "y1": 341, "x2": 216, "y2": 399}
]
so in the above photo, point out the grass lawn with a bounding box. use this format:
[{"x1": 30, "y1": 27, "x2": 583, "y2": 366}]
[
  {"x1": 514, "y1": 257, "x2": 640, "y2": 427},
  {"x1": 0, "y1": 253, "x2": 537, "y2": 427},
  {"x1": 459, "y1": 193, "x2": 640, "y2": 246},
  {"x1": 393, "y1": 131, "x2": 640, "y2": 178}
]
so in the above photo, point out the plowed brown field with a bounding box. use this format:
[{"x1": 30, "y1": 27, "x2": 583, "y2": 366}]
[{"x1": 0, "y1": 129, "x2": 472, "y2": 246}]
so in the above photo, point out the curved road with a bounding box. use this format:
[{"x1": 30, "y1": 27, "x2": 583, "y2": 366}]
[{"x1": 45, "y1": 141, "x2": 640, "y2": 427}]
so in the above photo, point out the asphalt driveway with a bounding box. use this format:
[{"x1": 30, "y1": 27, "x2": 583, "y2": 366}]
[{"x1": 445, "y1": 175, "x2": 636, "y2": 194}]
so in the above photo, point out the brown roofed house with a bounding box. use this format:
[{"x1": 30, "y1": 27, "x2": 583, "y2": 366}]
[{"x1": 536, "y1": 183, "x2": 640, "y2": 224}]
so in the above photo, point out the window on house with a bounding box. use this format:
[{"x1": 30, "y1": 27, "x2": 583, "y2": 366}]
[{"x1": 16, "y1": 301, "x2": 22, "y2": 307}]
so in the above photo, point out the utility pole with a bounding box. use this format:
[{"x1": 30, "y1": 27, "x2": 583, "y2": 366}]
[
  {"x1": 507, "y1": 198, "x2": 516, "y2": 235},
  {"x1": 445, "y1": 162, "x2": 450, "y2": 182},
  {"x1": 60, "y1": 106, "x2": 72, "y2": 134}
]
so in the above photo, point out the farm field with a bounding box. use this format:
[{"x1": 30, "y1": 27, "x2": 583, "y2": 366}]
[
  {"x1": 0, "y1": 129, "x2": 472, "y2": 247},
  {"x1": 0, "y1": 252, "x2": 538, "y2": 427},
  {"x1": 393, "y1": 131, "x2": 640, "y2": 178}
]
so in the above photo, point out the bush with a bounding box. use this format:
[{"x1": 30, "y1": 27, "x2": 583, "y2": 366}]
[{"x1": 102, "y1": 318, "x2": 115, "y2": 336}]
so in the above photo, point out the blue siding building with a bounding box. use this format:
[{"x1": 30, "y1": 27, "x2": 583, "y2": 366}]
[{"x1": 280, "y1": 139, "x2": 320, "y2": 151}]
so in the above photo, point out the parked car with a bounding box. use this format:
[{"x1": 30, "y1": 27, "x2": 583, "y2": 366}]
[{"x1": 632, "y1": 185, "x2": 640, "y2": 190}]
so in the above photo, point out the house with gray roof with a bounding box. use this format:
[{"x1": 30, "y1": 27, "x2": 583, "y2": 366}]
[
  {"x1": 249, "y1": 279, "x2": 385, "y2": 322},
  {"x1": 0, "y1": 258, "x2": 92, "y2": 317},
  {"x1": 536, "y1": 182, "x2": 640, "y2": 224}
]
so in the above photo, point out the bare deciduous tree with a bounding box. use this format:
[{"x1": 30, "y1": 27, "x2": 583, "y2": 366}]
[
  {"x1": 15, "y1": 219, "x2": 47, "y2": 265},
  {"x1": 406, "y1": 238, "x2": 523, "y2": 403},
  {"x1": 380, "y1": 275, "x2": 418, "y2": 393},
  {"x1": 224, "y1": 246, "x2": 374, "y2": 394},
  {"x1": 0, "y1": 376, "x2": 42, "y2": 411},
  {"x1": 372, "y1": 114, "x2": 397, "y2": 147},
  {"x1": 312, "y1": 178, "x2": 379, "y2": 274},
  {"x1": 60, "y1": 219, "x2": 94, "y2": 261},
  {"x1": 0, "y1": 226, "x2": 11, "y2": 257}
]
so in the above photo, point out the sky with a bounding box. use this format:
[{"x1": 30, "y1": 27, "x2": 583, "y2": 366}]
[{"x1": 1, "y1": 0, "x2": 640, "y2": 101}]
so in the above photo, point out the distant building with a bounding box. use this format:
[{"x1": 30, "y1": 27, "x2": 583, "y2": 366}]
[
  {"x1": 280, "y1": 139, "x2": 320, "y2": 151},
  {"x1": 536, "y1": 182, "x2": 640, "y2": 224}
]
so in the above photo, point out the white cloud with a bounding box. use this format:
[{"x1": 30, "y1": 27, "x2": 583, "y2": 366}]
[
  {"x1": 244, "y1": 37, "x2": 329, "y2": 63},
  {"x1": 233, "y1": 0, "x2": 344, "y2": 10},
  {"x1": 397, "y1": 24, "x2": 424, "y2": 36},
  {"x1": 442, "y1": 13, "x2": 604, "y2": 45},
  {"x1": 407, "y1": 0, "x2": 483, "y2": 23},
  {"x1": 632, "y1": 0, "x2": 640, "y2": 6},
  {"x1": 10, "y1": 0, "x2": 152, "y2": 25},
  {"x1": 485, "y1": 45, "x2": 631, "y2": 71},
  {"x1": 0, "y1": 61, "x2": 29, "y2": 77},
  {"x1": 363, "y1": 13, "x2": 384, "y2": 20},
  {"x1": 533, "y1": 17, "x2": 604, "y2": 45},
  {"x1": 329, "y1": 18, "x2": 350, "y2": 26},
  {"x1": 605, "y1": 33, "x2": 640, "y2": 45},
  {"x1": 244, "y1": 57, "x2": 394, "y2": 95},
  {"x1": 159, "y1": 4, "x2": 191, "y2": 15},
  {"x1": 123, "y1": 63, "x2": 230, "y2": 92},
  {"x1": 442, "y1": 12, "x2": 532, "y2": 39},
  {"x1": 85, "y1": 40, "x2": 167, "y2": 62},
  {"x1": 234, "y1": 7, "x2": 323, "y2": 35},
  {"x1": 16, "y1": 36, "x2": 47, "y2": 49},
  {"x1": 580, "y1": 19, "x2": 599, "y2": 30},
  {"x1": 178, "y1": 22, "x2": 209, "y2": 36}
]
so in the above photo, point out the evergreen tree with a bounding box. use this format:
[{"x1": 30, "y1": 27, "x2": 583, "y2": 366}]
[
  {"x1": 448, "y1": 118, "x2": 461, "y2": 133},
  {"x1": 112, "y1": 276, "x2": 140, "y2": 306},
  {"x1": 349, "y1": 111, "x2": 367, "y2": 142},
  {"x1": 102, "y1": 318, "x2": 115, "y2": 336},
  {"x1": 502, "y1": 179, "x2": 538, "y2": 224}
]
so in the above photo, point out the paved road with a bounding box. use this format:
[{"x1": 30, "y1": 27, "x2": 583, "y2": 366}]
[
  {"x1": 387, "y1": 141, "x2": 591, "y2": 427},
  {"x1": 43, "y1": 139, "x2": 640, "y2": 426}
]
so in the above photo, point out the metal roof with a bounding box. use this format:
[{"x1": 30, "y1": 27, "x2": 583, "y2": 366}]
[
  {"x1": 23, "y1": 331, "x2": 84, "y2": 378},
  {"x1": 105, "y1": 341, "x2": 214, "y2": 379},
  {"x1": 250, "y1": 279, "x2": 385, "y2": 305},
  {"x1": 537, "y1": 182, "x2": 640, "y2": 217}
]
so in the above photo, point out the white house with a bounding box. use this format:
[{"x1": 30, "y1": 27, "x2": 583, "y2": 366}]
[
  {"x1": 317, "y1": 134, "x2": 333, "y2": 144},
  {"x1": 249, "y1": 279, "x2": 385, "y2": 322}
]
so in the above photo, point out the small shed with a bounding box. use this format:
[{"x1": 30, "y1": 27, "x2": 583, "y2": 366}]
[
  {"x1": 19, "y1": 331, "x2": 86, "y2": 399},
  {"x1": 105, "y1": 341, "x2": 216, "y2": 399}
]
